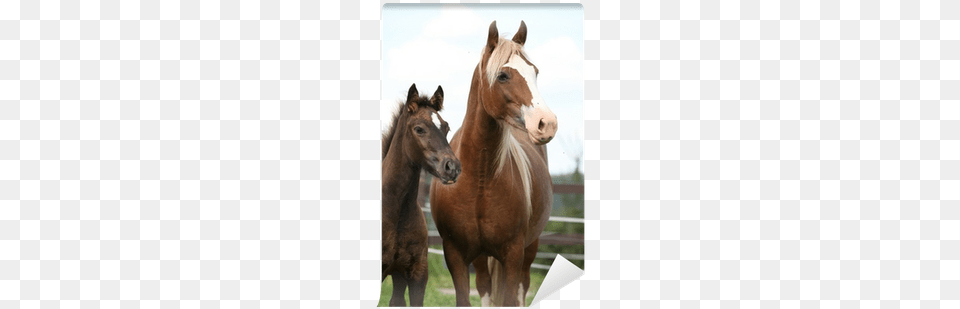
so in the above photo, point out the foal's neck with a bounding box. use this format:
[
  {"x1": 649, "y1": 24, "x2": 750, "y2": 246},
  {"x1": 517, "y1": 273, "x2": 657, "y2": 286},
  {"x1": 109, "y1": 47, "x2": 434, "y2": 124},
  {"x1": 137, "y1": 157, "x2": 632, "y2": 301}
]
[{"x1": 382, "y1": 130, "x2": 424, "y2": 214}]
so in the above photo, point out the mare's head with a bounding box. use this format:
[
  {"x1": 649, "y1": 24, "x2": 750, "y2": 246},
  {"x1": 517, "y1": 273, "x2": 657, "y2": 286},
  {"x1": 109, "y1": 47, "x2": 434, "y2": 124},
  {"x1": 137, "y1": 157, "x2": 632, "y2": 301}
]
[
  {"x1": 397, "y1": 83, "x2": 460, "y2": 184},
  {"x1": 476, "y1": 20, "x2": 558, "y2": 145}
]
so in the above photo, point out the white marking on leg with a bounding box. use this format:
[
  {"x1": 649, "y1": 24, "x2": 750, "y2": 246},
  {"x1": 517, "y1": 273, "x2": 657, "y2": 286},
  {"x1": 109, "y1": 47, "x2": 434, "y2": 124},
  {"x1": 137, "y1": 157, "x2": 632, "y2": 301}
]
[
  {"x1": 517, "y1": 282, "x2": 525, "y2": 306},
  {"x1": 481, "y1": 293, "x2": 491, "y2": 307}
]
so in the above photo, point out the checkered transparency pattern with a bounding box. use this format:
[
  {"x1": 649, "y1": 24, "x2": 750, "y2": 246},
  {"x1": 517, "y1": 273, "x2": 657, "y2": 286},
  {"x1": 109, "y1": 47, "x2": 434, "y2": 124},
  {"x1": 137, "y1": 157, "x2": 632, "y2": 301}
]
[
  {"x1": 3, "y1": 0, "x2": 385, "y2": 308},
  {"x1": 576, "y1": 0, "x2": 960, "y2": 308}
]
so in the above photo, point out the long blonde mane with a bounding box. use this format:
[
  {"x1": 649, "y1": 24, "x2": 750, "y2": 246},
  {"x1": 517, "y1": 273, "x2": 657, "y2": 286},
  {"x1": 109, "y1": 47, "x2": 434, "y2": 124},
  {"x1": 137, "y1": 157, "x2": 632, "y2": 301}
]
[
  {"x1": 481, "y1": 37, "x2": 534, "y2": 217},
  {"x1": 495, "y1": 125, "x2": 532, "y2": 217}
]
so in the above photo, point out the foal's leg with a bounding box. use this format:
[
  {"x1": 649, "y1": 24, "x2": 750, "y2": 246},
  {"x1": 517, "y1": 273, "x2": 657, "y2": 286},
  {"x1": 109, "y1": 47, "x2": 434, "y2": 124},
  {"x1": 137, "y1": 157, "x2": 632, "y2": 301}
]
[
  {"x1": 519, "y1": 239, "x2": 539, "y2": 306},
  {"x1": 407, "y1": 251, "x2": 429, "y2": 307},
  {"x1": 382, "y1": 245, "x2": 392, "y2": 282},
  {"x1": 442, "y1": 241, "x2": 473, "y2": 306},
  {"x1": 407, "y1": 274, "x2": 427, "y2": 307},
  {"x1": 472, "y1": 254, "x2": 492, "y2": 306},
  {"x1": 389, "y1": 272, "x2": 408, "y2": 306},
  {"x1": 382, "y1": 225, "x2": 397, "y2": 282}
]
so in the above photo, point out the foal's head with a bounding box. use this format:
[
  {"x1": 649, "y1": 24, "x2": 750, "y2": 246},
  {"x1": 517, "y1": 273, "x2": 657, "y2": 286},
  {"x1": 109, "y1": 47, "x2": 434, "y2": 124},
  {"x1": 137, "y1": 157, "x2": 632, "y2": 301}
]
[
  {"x1": 478, "y1": 20, "x2": 558, "y2": 145},
  {"x1": 401, "y1": 83, "x2": 460, "y2": 184}
]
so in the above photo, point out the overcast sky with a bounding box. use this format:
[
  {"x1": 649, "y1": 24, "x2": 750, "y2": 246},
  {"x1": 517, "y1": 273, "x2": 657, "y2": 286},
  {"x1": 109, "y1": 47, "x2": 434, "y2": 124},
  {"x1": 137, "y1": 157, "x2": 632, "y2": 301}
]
[{"x1": 382, "y1": 4, "x2": 584, "y2": 175}]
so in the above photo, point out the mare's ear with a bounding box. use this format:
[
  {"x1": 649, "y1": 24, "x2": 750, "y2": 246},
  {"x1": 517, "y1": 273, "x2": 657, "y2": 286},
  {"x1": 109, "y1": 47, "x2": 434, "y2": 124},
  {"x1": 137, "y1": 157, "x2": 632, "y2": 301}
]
[
  {"x1": 487, "y1": 20, "x2": 499, "y2": 54},
  {"x1": 406, "y1": 83, "x2": 420, "y2": 113},
  {"x1": 512, "y1": 20, "x2": 527, "y2": 46},
  {"x1": 431, "y1": 85, "x2": 444, "y2": 111}
]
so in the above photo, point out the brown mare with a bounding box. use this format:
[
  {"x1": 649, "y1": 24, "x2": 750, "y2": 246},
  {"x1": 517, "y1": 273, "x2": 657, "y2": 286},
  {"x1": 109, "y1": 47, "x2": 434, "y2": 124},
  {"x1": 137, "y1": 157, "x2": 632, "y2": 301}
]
[
  {"x1": 429, "y1": 21, "x2": 558, "y2": 307},
  {"x1": 382, "y1": 83, "x2": 461, "y2": 306}
]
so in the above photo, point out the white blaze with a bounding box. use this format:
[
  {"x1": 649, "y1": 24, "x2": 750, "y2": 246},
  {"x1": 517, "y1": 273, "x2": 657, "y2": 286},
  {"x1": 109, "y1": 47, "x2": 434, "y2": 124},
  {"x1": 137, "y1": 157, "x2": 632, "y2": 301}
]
[
  {"x1": 430, "y1": 111, "x2": 442, "y2": 130},
  {"x1": 503, "y1": 54, "x2": 546, "y2": 116}
]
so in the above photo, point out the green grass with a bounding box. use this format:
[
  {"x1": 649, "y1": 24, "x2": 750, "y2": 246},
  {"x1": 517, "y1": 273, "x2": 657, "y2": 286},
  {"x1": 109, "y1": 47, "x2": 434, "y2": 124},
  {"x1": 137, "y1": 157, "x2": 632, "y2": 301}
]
[{"x1": 379, "y1": 246, "x2": 547, "y2": 307}]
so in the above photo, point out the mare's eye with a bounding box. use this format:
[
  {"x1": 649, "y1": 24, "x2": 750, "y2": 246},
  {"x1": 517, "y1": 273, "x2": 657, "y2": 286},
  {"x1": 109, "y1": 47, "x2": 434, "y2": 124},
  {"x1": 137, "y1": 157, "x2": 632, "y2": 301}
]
[
  {"x1": 497, "y1": 72, "x2": 508, "y2": 82},
  {"x1": 414, "y1": 126, "x2": 425, "y2": 135}
]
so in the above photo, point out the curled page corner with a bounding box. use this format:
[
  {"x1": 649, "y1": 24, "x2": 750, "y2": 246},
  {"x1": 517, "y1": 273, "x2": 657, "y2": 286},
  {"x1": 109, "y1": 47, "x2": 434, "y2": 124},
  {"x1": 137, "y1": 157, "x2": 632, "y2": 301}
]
[{"x1": 530, "y1": 255, "x2": 584, "y2": 306}]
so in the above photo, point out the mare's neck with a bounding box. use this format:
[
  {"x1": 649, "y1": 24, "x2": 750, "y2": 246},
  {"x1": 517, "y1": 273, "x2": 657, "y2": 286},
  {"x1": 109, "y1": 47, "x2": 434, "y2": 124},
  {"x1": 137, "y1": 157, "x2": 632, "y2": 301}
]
[{"x1": 460, "y1": 66, "x2": 504, "y2": 172}]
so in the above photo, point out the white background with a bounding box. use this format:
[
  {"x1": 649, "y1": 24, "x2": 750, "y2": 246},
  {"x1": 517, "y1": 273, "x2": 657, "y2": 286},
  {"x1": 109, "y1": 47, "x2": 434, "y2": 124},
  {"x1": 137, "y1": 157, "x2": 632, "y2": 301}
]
[{"x1": 2, "y1": 0, "x2": 959, "y2": 309}]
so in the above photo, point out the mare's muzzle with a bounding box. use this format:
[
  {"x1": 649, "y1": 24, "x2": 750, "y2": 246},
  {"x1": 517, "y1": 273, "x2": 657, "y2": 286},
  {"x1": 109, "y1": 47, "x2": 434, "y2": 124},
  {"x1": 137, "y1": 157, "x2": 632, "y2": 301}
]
[{"x1": 524, "y1": 103, "x2": 558, "y2": 145}]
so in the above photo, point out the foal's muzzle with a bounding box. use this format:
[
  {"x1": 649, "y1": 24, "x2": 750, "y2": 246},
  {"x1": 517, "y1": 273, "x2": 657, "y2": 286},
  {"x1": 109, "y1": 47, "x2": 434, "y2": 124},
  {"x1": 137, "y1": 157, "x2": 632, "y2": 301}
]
[{"x1": 440, "y1": 157, "x2": 461, "y2": 184}]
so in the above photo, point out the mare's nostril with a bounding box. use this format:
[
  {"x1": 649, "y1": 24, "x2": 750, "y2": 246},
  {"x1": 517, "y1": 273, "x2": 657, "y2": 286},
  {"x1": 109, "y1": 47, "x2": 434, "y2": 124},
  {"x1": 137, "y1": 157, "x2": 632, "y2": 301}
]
[{"x1": 538, "y1": 119, "x2": 545, "y2": 131}]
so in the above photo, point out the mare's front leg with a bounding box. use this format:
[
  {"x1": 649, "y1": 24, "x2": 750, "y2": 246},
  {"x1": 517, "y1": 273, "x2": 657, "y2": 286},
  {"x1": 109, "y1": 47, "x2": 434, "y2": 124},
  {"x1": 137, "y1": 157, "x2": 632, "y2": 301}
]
[
  {"x1": 389, "y1": 272, "x2": 408, "y2": 306},
  {"x1": 498, "y1": 240, "x2": 526, "y2": 307},
  {"x1": 519, "y1": 238, "x2": 539, "y2": 306},
  {"x1": 472, "y1": 254, "x2": 492, "y2": 306},
  {"x1": 443, "y1": 240, "x2": 474, "y2": 306}
]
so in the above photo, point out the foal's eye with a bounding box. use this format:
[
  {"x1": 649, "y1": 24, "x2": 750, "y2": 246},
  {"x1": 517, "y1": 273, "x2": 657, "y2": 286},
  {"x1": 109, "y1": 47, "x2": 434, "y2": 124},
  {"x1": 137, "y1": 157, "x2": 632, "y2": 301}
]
[
  {"x1": 497, "y1": 72, "x2": 508, "y2": 82},
  {"x1": 414, "y1": 126, "x2": 425, "y2": 135}
]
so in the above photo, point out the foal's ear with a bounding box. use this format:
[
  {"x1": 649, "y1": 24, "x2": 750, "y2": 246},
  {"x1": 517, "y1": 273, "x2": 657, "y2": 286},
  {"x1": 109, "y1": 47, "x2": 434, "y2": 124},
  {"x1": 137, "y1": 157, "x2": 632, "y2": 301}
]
[
  {"x1": 407, "y1": 83, "x2": 420, "y2": 103},
  {"x1": 512, "y1": 20, "x2": 527, "y2": 46},
  {"x1": 431, "y1": 85, "x2": 444, "y2": 111},
  {"x1": 487, "y1": 20, "x2": 499, "y2": 53},
  {"x1": 406, "y1": 83, "x2": 420, "y2": 112}
]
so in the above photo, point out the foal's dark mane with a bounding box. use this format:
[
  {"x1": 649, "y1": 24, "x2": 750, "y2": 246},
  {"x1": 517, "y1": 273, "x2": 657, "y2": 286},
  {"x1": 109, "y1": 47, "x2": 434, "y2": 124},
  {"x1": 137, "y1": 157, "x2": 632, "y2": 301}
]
[
  {"x1": 381, "y1": 96, "x2": 442, "y2": 160},
  {"x1": 382, "y1": 101, "x2": 405, "y2": 160}
]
